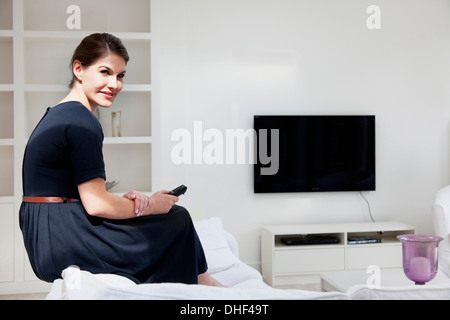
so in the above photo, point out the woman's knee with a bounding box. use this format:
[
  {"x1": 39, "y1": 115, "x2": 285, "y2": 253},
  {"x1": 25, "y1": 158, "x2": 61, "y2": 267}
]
[{"x1": 169, "y1": 205, "x2": 194, "y2": 229}]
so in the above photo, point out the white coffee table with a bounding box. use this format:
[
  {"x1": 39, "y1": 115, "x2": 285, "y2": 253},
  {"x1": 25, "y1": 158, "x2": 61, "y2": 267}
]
[{"x1": 321, "y1": 268, "x2": 450, "y2": 292}]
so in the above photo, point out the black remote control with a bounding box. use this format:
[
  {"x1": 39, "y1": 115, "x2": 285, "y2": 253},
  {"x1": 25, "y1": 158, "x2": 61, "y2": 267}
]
[{"x1": 170, "y1": 185, "x2": 187, "y2": 196}]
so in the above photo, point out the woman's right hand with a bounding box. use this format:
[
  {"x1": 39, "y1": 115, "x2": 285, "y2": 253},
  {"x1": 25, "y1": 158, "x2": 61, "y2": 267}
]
[{"x1": 148, "y1": 190, "x2": 179, "y2": 215}]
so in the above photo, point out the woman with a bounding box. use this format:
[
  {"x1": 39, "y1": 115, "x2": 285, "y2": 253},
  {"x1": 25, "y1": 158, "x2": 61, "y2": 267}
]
[{"x1": 20, "y1": 33, "x2": 222, "y2": 286}]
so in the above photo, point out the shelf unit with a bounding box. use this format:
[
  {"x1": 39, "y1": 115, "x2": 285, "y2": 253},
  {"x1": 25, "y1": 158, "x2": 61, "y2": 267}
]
[
  {"x1": 261, "y1": 222, "x2": 415, "y2": 287},
  {"x1": 0, "y1": 0, "x2": 160, "y2": 294}
]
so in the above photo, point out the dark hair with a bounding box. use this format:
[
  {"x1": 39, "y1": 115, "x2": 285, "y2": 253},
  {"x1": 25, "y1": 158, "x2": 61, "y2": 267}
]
[{"x1": 69, "y1": 33, "x2": 129, "y2": 88}]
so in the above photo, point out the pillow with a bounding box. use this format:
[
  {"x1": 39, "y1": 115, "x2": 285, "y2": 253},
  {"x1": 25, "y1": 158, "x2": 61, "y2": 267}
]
[
  {"x1": 56, "y1": 266, "x2": 135, "y2": 300},
  {"x1": 194, "y1": 217, "x2": 239, "y2": 274}
]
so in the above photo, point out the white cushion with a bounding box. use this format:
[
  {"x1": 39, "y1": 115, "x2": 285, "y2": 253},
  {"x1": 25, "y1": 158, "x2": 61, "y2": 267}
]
[
  {"x1": 46, "y1": 266, "x2": 135, "y2": 300},
  {"x1": 194, "y1": 217, "x2": 239, "y2": 274}
]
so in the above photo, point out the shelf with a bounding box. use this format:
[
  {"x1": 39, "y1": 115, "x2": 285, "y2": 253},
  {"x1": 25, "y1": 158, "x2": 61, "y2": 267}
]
[
  {"x1": 347, "y1": 230, "x2": 408, "y2": 246},
  {"x1": 25, "y1": 91, "x2": 67, "y2": 137},
  {"x1": 121, "y1": 39, "x2": 152, "y2": 85},
  {"x1": 0, "y1": 37, "x2": 13, "y2": 85},
  {"x1": 25, "y1": 91, "x2": 151, "y2": 138},
  {"x1": 272, "y1": 228, "x2": 411, "y2": 249},
  {"x1": 0, "y1": 85, "x2": 14, "y2": 91},
  {"x1": 0, "y1": 196, "x2": 15, "y2": 204},
  {"x1": 274, "y1": 233, "x2": 345, "y2": 249},
  {"x1": 0, "y1": 140, "x2": 14, "y2": 147},
  {"x1": 24, "y1": 37, "x2": 78, "y2": 85},
  {"x1": 24, "y1": 37, "x2": 151, "y2": 85},
  {"x1": 23, "y1": 84, "x2": 151, "y2": 92},
  {"x1": 99, "y1": 91, "x2": 151, "y2": 138},
  {"x1": 23, "y1": 31, "x2": 152, "y2": 40},
  {"x1": 264, "y1": 221, "x2": 414, "y2": 235},
  {"x1": 0, "y1": 92, "x2": 14, "y2": 139},
  {"x1": 0, "y1": 203, "x2": 14, "y2": 282},
  {"x1": 104, "y1": 137, "x2": 152, "y2": 145},
  {"x1": 0, "y1": 0, "x2": 13, "y2": 31},
  {"x1": 1, "y1": 0, "x2": 158, "y2": 292},
  {"x1": 24, "y1": 0, "x2": 150, "y2": 33},
  {"x1": 262, "y1": 221, "x2": 415, "y2": 286},
  {"x1": 0, "y1": 31, "x2": 13, "y2": 37},
  {"x1": 0, "y1": 146, "x2": 14, "y2": 197},
  {"x1": 103, "y1": 144, "x2": 152, "y2": 192},
  {"x1": 122, "y1": 85, "x2": 152, "y2": 92}
]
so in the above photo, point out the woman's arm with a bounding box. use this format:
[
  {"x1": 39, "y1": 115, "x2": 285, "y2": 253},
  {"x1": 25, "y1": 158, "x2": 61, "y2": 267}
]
[
  {"x1": 78, "y1": 178, "x2": 178, "y2": 219},
  {"x1": 122, "y1": 190, "x2": 152, "y2": 216}
]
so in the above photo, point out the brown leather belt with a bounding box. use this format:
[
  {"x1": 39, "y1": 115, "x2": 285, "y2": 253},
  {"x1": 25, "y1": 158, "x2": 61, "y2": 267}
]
[{"x1": 22, "y1": 196, "x2": 80, "y2": 203}]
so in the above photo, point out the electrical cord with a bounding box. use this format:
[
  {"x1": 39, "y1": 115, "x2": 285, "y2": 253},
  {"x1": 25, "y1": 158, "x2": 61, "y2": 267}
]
[{"x1": 359, "y1": 191, "x2": 375, "y2": 223}]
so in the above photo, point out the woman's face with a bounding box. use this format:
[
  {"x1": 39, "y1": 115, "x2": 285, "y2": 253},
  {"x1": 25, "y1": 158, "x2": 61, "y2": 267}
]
[{"x1": 76, "y1": 53, "x2": 127, "y2": 110}]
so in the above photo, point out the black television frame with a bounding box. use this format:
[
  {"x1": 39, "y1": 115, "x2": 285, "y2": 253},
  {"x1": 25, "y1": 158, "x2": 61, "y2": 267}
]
[{"x1": 254, "y1": 115, "x2": 376, "y2": 193}]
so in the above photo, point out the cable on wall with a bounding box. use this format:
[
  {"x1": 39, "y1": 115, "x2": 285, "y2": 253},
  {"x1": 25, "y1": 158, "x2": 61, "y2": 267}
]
[{"x1": 359, "y1": 191, "x2": 375, "y2": 223}]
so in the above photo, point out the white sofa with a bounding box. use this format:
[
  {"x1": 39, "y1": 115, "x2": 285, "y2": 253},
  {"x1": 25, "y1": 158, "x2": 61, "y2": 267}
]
[
  {"x1": 433, "y1": 185, "x2": 450, "y2": 278},
  {"x1": 47, "y1": 216, "x2": 450, "y2": 300}
]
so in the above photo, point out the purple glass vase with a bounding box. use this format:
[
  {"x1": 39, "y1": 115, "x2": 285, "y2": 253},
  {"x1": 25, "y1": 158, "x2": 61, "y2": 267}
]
[{"x1": 397, "y1": 234, "x2": 443, "y2": 285}]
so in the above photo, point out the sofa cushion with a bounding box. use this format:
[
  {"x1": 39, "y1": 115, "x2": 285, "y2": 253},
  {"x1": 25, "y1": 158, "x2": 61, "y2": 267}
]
[{"x1": 194, "y1": 217, "x2": 240, "y2": 274}]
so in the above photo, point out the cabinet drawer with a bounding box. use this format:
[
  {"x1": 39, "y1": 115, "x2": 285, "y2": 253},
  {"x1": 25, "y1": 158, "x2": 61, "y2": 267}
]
[
  {"x1": 347, "y1": 245, "x2": 402, "y2": 270},
  {"x1": 274, "y1": 248, "x2": 345, "y2": 274}
]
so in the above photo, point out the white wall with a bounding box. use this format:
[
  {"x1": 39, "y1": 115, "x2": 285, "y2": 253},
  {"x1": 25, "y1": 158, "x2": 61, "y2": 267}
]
[{"x1": 160, "y1": 0, "x2": 450, "y2": 267}]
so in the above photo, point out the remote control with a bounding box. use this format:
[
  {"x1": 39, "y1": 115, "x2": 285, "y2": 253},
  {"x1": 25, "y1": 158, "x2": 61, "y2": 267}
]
[{"x1": 170, "y1": 185, "x2": 187, "y2": 196}]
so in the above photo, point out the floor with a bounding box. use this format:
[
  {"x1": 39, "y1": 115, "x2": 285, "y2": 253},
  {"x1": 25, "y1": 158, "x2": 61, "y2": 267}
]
[{"x1": 0, "y1": 292, "x2": 48, "y2": 300}]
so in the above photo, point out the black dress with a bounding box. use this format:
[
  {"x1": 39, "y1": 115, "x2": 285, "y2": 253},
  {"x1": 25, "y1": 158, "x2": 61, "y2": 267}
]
[{"x1": 20, "y1": 101, "x2": 207, "y2": 284}]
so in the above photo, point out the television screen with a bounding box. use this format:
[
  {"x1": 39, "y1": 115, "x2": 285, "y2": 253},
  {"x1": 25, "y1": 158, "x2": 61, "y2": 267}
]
[{"x1": 254, "y1": 115, "x2": 376, "y2": 193}]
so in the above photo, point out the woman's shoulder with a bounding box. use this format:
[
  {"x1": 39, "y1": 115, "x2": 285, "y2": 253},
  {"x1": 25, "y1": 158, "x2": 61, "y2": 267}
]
[
  {"x1": 51, "y1": 101, "x2": 99, "y2": 124},
  {"x1": 49, "y1": 101, "x2": 102, "y2": 134},
  {"x1": 52, "y1": 101, "x2": 93, "y2": 116}
]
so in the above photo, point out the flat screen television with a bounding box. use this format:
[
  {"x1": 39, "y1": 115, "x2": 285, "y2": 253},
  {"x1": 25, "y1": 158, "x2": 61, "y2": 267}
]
[{"x1": 254, "y1": 115, "x2": 376, "y2": 193}]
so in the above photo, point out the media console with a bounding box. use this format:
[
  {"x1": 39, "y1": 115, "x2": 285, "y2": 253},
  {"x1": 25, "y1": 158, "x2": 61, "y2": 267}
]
[{"x1": 261, "y1": 222, "x2": 415, "y2": 287}]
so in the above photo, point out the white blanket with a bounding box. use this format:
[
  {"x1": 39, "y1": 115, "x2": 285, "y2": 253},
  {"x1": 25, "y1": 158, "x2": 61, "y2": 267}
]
[
  {"x1": 47, "y1": 265, "x2": 347, "y2": 300},
  {"x1": 47, "y1": 265, "x2": 450, "y2": 300},
  {"x1": 46, "y1": 217, "x2": 450, "y2": 300},
  {"x1": 93, "y1": 283, "x2": 345, "y2": 300}
]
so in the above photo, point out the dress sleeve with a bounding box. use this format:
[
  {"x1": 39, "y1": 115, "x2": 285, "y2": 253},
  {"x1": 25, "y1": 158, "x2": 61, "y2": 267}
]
[{"x1": 66, "y1": 118, "x2": 106, "y2": 185}]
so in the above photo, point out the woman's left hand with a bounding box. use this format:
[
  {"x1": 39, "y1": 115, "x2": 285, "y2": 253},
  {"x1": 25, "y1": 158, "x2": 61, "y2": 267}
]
[{"x1": 122, "y1": 190, "x2": 151, "y2": 217}]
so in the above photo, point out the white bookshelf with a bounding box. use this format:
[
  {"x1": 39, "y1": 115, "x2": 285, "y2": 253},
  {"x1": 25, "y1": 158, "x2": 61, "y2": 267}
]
[{"x1": 0, "y1": 0, "x2": 160, "y2": 294}]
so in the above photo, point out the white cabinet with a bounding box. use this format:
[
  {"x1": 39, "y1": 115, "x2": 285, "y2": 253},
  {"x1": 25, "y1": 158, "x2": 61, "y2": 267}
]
[
  {"x1": 0, "y1": 0, "x2": 159, "y2": 294},
  {"x1": 261, "y1": 222, "x2": 415, "y2": 287},
  {"x1": 274, "y1": 248, "x2": 345, "y2": 274}
]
